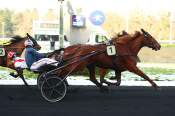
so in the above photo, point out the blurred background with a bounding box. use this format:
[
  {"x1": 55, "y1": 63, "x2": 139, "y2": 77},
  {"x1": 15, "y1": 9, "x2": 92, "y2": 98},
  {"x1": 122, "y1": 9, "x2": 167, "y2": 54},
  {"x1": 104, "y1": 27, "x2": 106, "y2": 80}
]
[
  {"x1": 0, "y1": 0, "x2": 175, "y2": 60},
  {"x1": 0, "y1": 0, "x2": 175, "y2": 82}
]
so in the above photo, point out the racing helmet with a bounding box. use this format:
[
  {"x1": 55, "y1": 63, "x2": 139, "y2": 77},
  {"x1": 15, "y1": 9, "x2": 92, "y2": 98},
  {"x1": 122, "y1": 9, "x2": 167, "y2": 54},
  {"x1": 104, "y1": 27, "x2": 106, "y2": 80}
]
[{"x1": 24, "y1": 39, "x2": 33, "y2": 47}]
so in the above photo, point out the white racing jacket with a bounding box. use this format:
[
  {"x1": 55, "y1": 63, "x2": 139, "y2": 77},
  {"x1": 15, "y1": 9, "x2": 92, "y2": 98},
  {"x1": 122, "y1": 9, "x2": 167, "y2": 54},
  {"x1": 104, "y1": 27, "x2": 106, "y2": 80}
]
[{"x1": 13, "y1": 57, "x2": 28, "y2": 69}]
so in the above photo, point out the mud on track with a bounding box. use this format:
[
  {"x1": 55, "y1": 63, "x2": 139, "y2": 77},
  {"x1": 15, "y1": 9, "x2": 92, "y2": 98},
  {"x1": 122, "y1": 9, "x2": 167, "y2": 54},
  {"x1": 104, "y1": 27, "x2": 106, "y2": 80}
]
[{"x1": 0, "y1": 85, "x2": 175, "y2": 116}]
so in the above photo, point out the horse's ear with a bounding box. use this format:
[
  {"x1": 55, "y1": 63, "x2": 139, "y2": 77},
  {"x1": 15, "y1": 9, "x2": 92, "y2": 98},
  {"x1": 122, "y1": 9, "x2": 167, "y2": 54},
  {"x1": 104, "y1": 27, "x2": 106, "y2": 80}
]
[
  {"x1": 122, "y1": 30, "x2": 128, "y2": 35},
  {"x1": 26, "y1": 33, "x2": 32, "y2": 39},
  {"x1": 141, "y1": 28, "x2": 150, "y2": 37},
  {"x1": 141, "y1": 28, "x2": 146, "y2": 34}
]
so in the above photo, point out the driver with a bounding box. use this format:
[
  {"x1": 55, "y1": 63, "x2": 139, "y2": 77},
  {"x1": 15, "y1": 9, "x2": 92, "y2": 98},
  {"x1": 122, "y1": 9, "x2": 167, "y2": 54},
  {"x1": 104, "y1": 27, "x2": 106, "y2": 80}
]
[{"x1": 24, "y1": 39, "x2": 58, "y2": 71}]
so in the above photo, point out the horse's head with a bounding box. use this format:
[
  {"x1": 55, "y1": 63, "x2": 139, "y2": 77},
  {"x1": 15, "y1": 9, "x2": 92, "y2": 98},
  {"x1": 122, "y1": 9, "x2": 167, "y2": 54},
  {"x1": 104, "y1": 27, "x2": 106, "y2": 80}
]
[
  {"x1": 26, "y1": 33, "x2": 41, "y2": 50},
  {"x1": 140, "y1": 29, "x2": 161, "y2": 51}
]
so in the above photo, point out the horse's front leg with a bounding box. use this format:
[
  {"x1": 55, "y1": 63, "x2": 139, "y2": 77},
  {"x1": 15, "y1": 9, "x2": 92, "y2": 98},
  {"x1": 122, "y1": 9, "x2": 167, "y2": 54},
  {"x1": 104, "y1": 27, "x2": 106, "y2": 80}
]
[
  {"x1": 108, "y1": 70, "x2": 122, "y2": 86},
  {"x1": 127, "y1": 65, "x2": 158, "y2": 89},
  {"x1": 87, "y1": 66, "x2": 108, "y2": 92}
]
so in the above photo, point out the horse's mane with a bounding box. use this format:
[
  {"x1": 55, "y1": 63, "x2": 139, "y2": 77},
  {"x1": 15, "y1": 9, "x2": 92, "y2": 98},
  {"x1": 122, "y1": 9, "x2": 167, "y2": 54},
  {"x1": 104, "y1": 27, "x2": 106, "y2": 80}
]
[
  {"x1": 7, "y1": 34, "x2": 38, "y2": 45},
  {"x1": 53, "y1": 48, "x2": 64, "y2": 54},
  {"x1": 111, "y1": 30, "x2": 141, "y2": 44},
  {"x1": 10, "y1": 35, "x2": 24, "y2": 43},
  {"x1": 111, "y1": 30, "x2": 128, "y2": 40},
  {"x1": 0, "y1": 35, "x2": 24, "y2": 45},
  {"x1": 130, "y1": 31, "x2": 141, "y2": 39},
  {"x1": 113, "y1": 30, "x2": 141, "y2": 39}
]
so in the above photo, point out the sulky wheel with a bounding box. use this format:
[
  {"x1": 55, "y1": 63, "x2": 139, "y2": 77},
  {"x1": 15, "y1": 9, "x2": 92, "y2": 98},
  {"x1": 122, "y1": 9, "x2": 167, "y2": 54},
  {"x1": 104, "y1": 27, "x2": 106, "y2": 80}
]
[
  {"x1": 37, "y1": 72, "x2": 49, "y2": 89},
  {"x1": 40, "y1": 75, "x2": 67, "y2": 102}
]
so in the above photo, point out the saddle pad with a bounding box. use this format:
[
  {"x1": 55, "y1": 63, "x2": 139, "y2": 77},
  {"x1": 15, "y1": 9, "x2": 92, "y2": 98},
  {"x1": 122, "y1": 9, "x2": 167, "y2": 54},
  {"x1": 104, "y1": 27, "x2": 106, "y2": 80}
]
[
  {"x1": 14, "y1": 57, "x2": 28, "y2": 69},
  {"x1": 0, "y1": 48, "x2": 5, "y2": 56},
  {"x1": 0, "y1": 38, "x2": 12, "y2": 45}
]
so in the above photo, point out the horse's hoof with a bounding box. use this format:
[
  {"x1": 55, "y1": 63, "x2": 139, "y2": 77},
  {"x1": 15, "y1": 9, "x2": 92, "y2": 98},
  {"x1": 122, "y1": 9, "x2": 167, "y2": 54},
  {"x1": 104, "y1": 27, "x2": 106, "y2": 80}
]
[
  {"x1": 152, "y1": 83, "x2": 161, "y2": 91},
  {"x1": 109, "y1": 76, "x2": 117, "y2": 80},
  {"x1": 100, "y1": 86, "x2": 109, "y2": 93},
  {"x1": 9, "y1": 72, "x2": 18, "y2": 78},
  {"x1": 155, "y1": 86, "x2": 162, "y2": 91},
  {"x1": 115, "y1": 82, "x2": 121, "y2": 86}
]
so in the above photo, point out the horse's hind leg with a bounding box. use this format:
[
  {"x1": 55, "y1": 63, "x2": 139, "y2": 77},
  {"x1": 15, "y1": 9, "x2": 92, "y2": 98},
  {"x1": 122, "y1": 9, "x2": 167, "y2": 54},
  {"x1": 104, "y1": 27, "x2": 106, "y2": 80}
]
[
  {"x1": 87, "y1": 65, "x2": 108, "y2": 92},
  {"x1": 17, "y1": 69, "x2": 29, "y2": 86},
  {"x1": 20, "y1": 75, "x2": 29, "y2": 86},
  {"x1": 99, "y1": 68, "x2": 114, "y2": 86},
  {"x1": 99, "y1": 68, "x2": 121, "y2": 86}
]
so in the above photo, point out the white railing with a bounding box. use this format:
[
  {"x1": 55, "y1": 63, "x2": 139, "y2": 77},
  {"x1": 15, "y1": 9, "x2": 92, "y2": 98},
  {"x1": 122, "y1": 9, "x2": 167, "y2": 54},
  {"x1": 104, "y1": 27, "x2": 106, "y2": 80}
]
[{"x1": 158, "y1": 40, "x2": 175, "y2": 44}]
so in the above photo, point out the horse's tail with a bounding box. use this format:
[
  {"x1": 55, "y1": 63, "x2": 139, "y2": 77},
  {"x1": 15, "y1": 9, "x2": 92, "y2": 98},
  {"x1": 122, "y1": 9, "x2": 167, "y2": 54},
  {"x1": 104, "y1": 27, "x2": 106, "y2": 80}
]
[
  {"x1": 47, "y1": 48, "x2": 65, "y2": 58},
  {"x1": 64, "y1": 45, "x2": 82, "y2": 57}
]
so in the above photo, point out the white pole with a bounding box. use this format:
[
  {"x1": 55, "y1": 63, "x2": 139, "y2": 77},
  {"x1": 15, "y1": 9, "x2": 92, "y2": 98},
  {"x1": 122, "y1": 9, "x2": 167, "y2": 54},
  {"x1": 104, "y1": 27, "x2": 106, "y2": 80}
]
[
  {"x1": 126, "y1": 14, "x2": 129, "y2": 32},
  {"x1": 59, "y1": 0, "x2": 64, "y2": 48},
  {"x1": 125, "y1": 11, "x2": 129, "y2": 32},
  {"x1": 170, "y1": 13, "x2": 174, "y2": 44},
  {"x1": 2, "y1": 22, "x2": 5, "y2": 38},
  {"x1": 170, "y1": 23, "x2": 172, "y2": 44}
]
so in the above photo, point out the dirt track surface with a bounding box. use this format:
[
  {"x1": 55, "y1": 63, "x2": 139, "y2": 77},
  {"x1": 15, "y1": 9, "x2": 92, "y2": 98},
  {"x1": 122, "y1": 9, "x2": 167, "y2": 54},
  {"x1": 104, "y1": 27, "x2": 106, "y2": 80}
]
[{"x1": 0, "y1": 85, "x2": 175, "y2": 116}]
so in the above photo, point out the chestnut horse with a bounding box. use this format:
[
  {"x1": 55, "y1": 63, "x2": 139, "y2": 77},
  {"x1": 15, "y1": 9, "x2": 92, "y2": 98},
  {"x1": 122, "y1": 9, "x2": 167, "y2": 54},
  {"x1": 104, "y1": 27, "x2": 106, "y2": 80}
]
[
  {"x1": 48, "y1": 28, "x2": 161, "y2": 91},
  {"x1": 0, "y1": 33, "x2": 41, "y2": 85}
]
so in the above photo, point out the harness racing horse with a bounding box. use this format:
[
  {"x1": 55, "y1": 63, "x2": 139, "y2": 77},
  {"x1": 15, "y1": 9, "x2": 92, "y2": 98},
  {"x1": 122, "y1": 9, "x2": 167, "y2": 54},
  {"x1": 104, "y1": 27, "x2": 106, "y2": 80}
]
[
  {"x1": 48, "y1": 28, "x2": 161, "y2": 91},
  {"x1": 0, "y1": 33, "x2": 41, "y2": 86},
  {"x1": 99, "y1": 30, "x2": 141, "y2": 86}
]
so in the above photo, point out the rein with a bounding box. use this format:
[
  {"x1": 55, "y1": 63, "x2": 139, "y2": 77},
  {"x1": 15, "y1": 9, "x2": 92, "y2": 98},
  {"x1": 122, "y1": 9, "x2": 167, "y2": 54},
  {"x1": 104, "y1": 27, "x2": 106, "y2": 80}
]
[
  {"x1": 5, "y1": 47, "x2": 25, "y2": 49},
  {"x1": 63, "y1": 49, "x2": 106, "y2": 62},
  {"x1": 63, "y1": 46, "x2": 135, "y2": 64},
  {"x1": 45, "y1": 49, "x2": 106, "y2": 76}
]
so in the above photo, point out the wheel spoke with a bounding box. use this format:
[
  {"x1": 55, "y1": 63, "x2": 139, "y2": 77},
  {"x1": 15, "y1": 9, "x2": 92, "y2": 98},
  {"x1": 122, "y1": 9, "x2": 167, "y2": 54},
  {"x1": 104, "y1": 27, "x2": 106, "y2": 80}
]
[
  {"x1": 45, "y1": 79, "x2": 51, "y2": 87},
  {"x1": 54, "y1": 88, "x2": 64, "y2": 96},
  {"x1": 55, "y1": 81, "x2": 63, "y2": 87},
  {"x1": 49, "y1": 89, "x2": 55, "y2": 98},
  {"x1": 41, "y1": 76, "x2": 67, "y2": 102}
]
